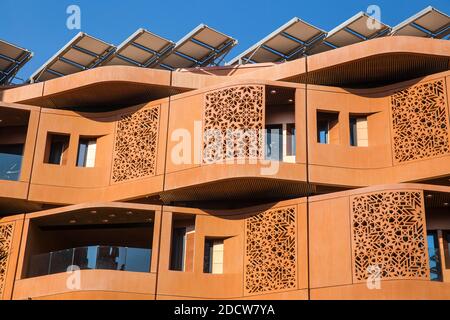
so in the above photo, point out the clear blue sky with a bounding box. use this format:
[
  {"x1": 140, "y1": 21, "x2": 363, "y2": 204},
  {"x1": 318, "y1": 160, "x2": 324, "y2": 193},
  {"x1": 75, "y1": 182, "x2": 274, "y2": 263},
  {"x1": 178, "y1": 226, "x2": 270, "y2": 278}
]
[{"x1": 2, "y1": 0, "x2": 449, "y2": 81}]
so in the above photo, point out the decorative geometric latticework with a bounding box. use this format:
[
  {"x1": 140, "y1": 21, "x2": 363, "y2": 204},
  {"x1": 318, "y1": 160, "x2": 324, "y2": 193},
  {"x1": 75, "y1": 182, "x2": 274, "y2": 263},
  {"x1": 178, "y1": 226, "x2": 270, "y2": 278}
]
[
  {"x1": 112, "y1": 106, "x2": 160, "y2": 182},
  {"x1": 0, "y1": 223, "x2": 14, "y2": 299},
  {"x1": 203, "y1": 85, "x2": 264, "y2": 163},
  {"x1": 352, "y1": 191, "x2": 428, "y2": 282},
  {"x1": 391, "y1": 79, "x2": 450, "y2": 163},
  {"x1": 245, "y1": 206, "x2": 297, "y2": 295}
]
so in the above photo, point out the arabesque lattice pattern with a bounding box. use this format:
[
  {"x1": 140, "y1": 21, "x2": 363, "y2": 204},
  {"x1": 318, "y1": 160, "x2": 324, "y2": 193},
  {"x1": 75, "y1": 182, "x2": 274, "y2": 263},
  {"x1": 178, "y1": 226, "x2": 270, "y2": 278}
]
[
  {"x1": 391, "y1": 79, "x2": 449, "y2": 163},
  {"x1": 352, "y1": 191, "x2": 428, "y2": 282},
  {"x1": 112, "y1": 106, "x2": 160, "y2": 182},
  {"x1": 245, "y1": 206, "x2": 297, "y2": 295},
  {"x1": 203, "y1": 85, "x2": 264, "y2": 163},
  {"x1": 0, "y1": 223, "x2": 14, "y2": 299}
]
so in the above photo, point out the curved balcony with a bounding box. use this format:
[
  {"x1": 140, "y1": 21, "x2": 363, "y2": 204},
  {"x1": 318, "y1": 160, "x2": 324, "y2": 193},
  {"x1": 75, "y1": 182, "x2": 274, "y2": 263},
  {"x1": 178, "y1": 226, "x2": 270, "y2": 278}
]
[{"x1": 27, "y1": 245, "x2": 151, "y2": 278}]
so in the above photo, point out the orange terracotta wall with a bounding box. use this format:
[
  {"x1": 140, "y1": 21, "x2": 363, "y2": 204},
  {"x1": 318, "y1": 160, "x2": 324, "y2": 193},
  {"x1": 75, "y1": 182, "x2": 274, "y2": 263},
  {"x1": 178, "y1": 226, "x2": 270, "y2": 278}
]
[
  {"x1": 0, "y1": 72, "x2": 450, "y2": 206},
  {"x1": 24, "y1": 99, "x2": 169, "y2": 205},
  {"x1": 307, "y1": 72, "x2": 450, "y2": 188},
  {"x1": 156, "y1": 200, "x2": 309, "y2": 300},
  {"x1": 0, "y1": 103, "x2": 39, "y2": 202},
  {"x1": 308, "y1": 184, "x2": 450, "y2": 299},
  {"x1": 1, "y1": 184, "x2": 450, "y2": 300},
  {"x1": 164, "y1": 81, "x2": 307, "y2": 195},
  {"x1": 0, "y1": 214, "x2": 25, "y2": 300},
  {"x1": 10, "y1": 203, "x2": 163, "y2": 300}
]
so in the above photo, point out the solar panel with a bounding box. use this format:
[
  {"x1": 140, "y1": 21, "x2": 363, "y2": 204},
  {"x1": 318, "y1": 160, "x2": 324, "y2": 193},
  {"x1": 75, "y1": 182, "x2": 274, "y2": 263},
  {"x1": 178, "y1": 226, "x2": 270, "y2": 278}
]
[
  {"x1": 391, "y1": 6, "x2": 450, "y2": 39},
  {"x1": 0, "y1": 39, "x2": 33, "y2": 85},
  {"x1": 100, "y1": 28, "x2": 174, "y2": 67},
  {"x1": 227, "y1": 17, "x2": 325, "y2": 65},
  {"x1": 156, "y1": 24, "x2": 237, "y2": 70},
  {"x1": 306, "y1": 11, "x2": 390, "y2": 54},
  {"x1": 30, "y1": 32, "x2": 115, "y2": 82}
]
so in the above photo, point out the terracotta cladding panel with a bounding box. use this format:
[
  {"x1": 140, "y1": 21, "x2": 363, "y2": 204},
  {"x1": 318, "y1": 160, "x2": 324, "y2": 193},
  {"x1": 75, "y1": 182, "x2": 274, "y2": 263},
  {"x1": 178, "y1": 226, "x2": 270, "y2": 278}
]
[
  {"x1": 391, "y1": 79, "x2": 450, "y2": 163},
  {"x1": 351, "y1": 191, "x2": 429, "y2": 283},
  {"x1": 112, "y1": 105, "x2": 160, "y2": 183},
  {"x1": 203, "y1": 85, "x2": 264, "y2": 163},
  {"x1": 244, "y1": 206, "x2": 297, "y2": 295},
  {"x1": 0, "y1": 222, "x2": 14, "y2": 300}
]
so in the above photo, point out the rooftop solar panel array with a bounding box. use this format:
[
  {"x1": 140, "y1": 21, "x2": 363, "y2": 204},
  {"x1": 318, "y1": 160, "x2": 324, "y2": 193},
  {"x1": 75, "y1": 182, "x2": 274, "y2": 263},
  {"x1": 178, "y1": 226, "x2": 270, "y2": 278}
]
[
  {"x1": 156, "y1": 24, "x2": 237, "y2": 70},
  {"x1": 30, "y1": 32, "x2": 115, "y2": 82},
  {"x1": 28, "y1": 25, "x2": 237, "y2": 82},
  {"x1": 391, "y1": 6, "x2": 450, "y2": 39},
  {"x1": 100, "y1": 29, "x2": 174, "y2": 67},
  {"x1": 227, "y1": 18, "x2": 325, "y2": 65},
  {"x1": 0, "y1": 39, "x2": 33, "y2": 85},
  {"x1": 230, "y1": 6, "x2": 449, "y2": 64},
  {"x1": 2, "y1": 5, "x2": 448, "y2": 85},
  {"x1": 305, "y1": 11, "x2": 390, "y2": 55}
]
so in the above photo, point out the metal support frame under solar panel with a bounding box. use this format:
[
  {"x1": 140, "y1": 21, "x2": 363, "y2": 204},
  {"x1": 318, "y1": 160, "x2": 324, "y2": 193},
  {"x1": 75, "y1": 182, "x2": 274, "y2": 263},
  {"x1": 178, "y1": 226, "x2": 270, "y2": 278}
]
[
  {"x1": 0, "y1": 40, "x2": 33, "y2": 85},
  {"x1": 30, "y1": 32, "x2": 115, "y2": 83},
  {"x1": 390, "y1": 6, "x2": 450, "y2": 39},
  {"x1": 156, "y1": 24, "x2": 237, "y2": 71}
]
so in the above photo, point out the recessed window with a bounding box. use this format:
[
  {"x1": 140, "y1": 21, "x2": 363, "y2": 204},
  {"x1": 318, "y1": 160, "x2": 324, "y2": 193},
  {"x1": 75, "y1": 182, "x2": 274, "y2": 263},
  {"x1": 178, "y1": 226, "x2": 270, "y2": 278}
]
[
  {"x1": 170, "y1": 227, "x2": 186, "y2": 271},
  {"x1": 170, "y1": 214, "x2": 195, "y2": 272},
  {"x1": 444, "y1": 231, "x2": 450, "y2": 269},
  {"x1": 265, "y1": 124, "x2": 283, "y2": 161},
  {"x1": 317, "y1": 111, "x2": 339, "y2": 144},
  {"x1": 350, "y1": 115, "x2": 368, "y2": 147},
  {"x1": 77, "y1": 137, "x2": 97, "y2": 168},
  {"x1": 45, "y1": 134, "x2": 69, "y2": 165},
  {"x1": 286, "y1": 123, "x2": 296, "y2": 157},
  {"x1": 204, "y1": 238, "x2": 224, "y2": 274}
]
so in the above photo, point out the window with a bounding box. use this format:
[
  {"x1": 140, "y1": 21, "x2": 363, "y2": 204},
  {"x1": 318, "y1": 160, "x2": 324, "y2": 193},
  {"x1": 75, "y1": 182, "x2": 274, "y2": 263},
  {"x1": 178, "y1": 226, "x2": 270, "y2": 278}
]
[
  {"x1": 427, "y1": 231, "x2": 442, "y2": 281},
  {"x1": 204, "y1": 238, "x2": 224, "y2": 274},
  {"x1": 444, "y1": 231, "x2": 450, "y2": 269},
  {"x1": 317, "y1": 111, "x2": 339, "y2": 144},
  {"x1": 77, "y1": 137, "x2": 97, "y2": 167},
  {"x1": 286, "y1": 123, "x2": 296, "y2": 157},
  {"x1": 170, "y1": 215, "x2": 195, "y2": 272},
  {"x1": 265, "y1": 124, "x2": 283, "y2": 161},
  {"x1": 170, "y1": 227, "x2": 186, "y2": 271},
  {"x1": 45, "y1": 134, "x2": 69, "y2": 165},
  {"x1": 350, "y1": 115, "x2": 368, "y2": 147},
  {"x1": 0, "y1": 144, "x2": 23, "y2": 181}
]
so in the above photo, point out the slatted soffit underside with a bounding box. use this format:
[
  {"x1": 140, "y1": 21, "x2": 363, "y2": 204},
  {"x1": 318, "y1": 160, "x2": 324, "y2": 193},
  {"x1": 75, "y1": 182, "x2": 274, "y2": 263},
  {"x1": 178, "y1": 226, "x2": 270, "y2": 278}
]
[
  {"x1": 155, "y1": 24, "x2": 237, "y2": 70},
  {"x1": 0, "y1": 40, "x2": 32, "y2": 85},
  {"x1": 227, "y1": 17, "x2": 325, "y2": 65},
  {"x1": 100, "y1": 29, "x2": 174, "y2": 67},
  {"x1": 391, "y1": 6, "x2": 450, "y2": 39},
  {"x1": 30, "y1": 32, "x2": 115, "y2": 83}
]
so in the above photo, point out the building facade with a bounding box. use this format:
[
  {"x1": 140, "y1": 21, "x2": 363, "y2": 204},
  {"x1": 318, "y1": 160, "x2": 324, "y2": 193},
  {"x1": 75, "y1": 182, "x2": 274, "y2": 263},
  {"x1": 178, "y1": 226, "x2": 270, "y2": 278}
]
[{"x1": 1, "y1": 35, "x2": 450, "y2": 300}]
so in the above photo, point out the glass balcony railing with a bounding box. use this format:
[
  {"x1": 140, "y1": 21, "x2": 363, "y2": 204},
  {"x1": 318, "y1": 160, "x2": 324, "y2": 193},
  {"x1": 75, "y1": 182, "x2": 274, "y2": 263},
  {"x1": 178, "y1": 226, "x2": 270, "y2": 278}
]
[{"x1": 27, "y1": 246, "x2": 151, "y2": 278}]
